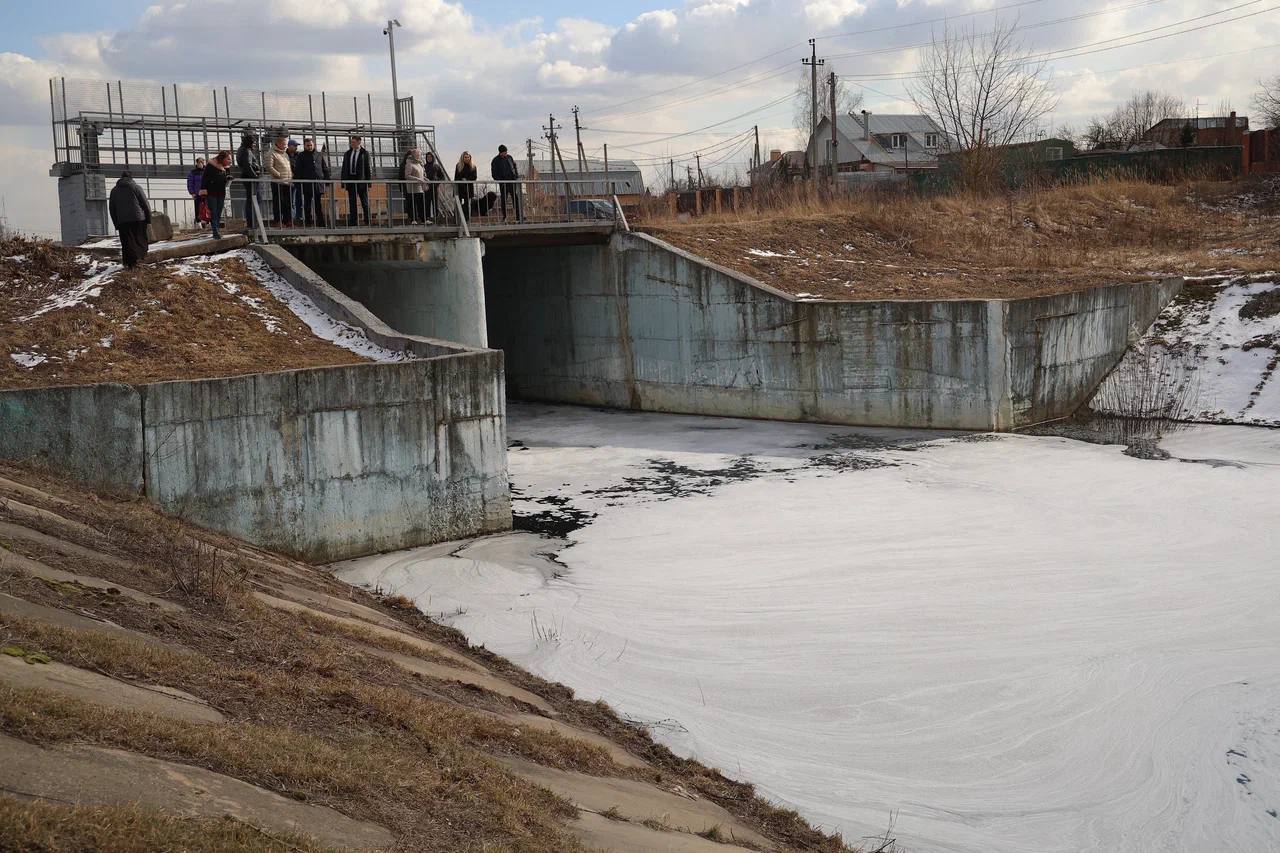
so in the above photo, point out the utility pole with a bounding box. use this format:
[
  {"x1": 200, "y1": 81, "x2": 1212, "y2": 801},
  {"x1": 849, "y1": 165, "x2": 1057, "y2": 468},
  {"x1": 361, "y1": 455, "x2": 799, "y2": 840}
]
[
  {"x1": 544, "y1": 113, "x2": 573, "y2": 200},
  {"x1": 686, "y1": 165, "x2": 694, "y2": 190},
  {"x1": 753, "y1": 124, "x2": 761, "y2": 175},
  {"x1": 802, "y1": 38, "x2": 824, "y2": 184},
  {"x1": 669, "y1": 158, "x2": 676, "y2": 191},
  {"x1": 383, "y1": 19, "x2": 402, "y2": 125},
  {"x1": 526, "y1": 137, "x2": 534, "y2": 190},
  {"x1": 545, "y1": 114, "x2": 557, "y2": 192},
  {"x1": 828, "y1": 71, "x2": 838, "y2": 192},
  {"x1": 572, "y1": 105, "x2": 586, "y2": 174},
  {"x1": 695, "y1": 152, "x2": 703, "y2": 188}
]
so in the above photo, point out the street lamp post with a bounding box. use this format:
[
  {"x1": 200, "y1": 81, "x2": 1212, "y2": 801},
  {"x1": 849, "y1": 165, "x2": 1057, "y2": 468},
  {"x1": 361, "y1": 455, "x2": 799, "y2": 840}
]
[{"x1": 383, "y1": 19, "x2": 402, "y2": 125}]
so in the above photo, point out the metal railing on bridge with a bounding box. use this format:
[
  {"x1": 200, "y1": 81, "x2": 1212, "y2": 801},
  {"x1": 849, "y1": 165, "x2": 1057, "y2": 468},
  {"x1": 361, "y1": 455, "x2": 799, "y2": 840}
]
[{"x1": 198, "y1": 177, "x2": 631, "y2": 242}]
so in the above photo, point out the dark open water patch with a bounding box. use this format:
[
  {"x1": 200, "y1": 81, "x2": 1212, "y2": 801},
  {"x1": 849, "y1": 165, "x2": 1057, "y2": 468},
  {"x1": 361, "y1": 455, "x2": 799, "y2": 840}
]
[
  {"x1": 582, "y1": 456, "x2": 786, "y2": 502},
  {"x1": 510, "y1": 490, "x2": 597, "y2": 538}
]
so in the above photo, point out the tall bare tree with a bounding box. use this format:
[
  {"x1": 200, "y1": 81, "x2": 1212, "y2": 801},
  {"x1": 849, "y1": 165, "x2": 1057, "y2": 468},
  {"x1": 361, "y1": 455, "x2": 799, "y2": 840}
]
[
  {"x1": 1254, "y1": 76, "x2": 1280, "y2": 129},
  {"x1": 908, "y1": 17, "x2": 1057, "y2": 185},
  {"x1": 794, "y1": 71, "x2": 864, "y2": 142},
  {"x1": 1083, "y1": 90, "x2": 1186, "y2": 150}
]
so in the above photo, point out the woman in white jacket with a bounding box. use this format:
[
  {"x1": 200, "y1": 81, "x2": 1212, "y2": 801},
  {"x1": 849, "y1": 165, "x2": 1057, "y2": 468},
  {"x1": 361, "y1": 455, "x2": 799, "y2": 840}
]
[
  {"x1": 266, "y1": 135, "x2": 293, "y2": 226},
  {"x1": 404, "y1": 148, "x2": 427, "y2": 224}
]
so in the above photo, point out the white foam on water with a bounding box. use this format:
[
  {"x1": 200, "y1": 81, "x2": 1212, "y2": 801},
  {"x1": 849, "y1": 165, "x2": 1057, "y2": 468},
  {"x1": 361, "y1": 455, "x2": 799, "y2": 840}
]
[{"x1": 337, "y1": 406, "x2": 1280, "y2": 853}]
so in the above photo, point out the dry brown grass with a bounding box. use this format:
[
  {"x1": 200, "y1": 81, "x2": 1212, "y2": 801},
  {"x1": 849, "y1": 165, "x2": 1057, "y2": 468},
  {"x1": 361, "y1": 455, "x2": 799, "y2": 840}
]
[
  {"x1": 0, "y1": 687, "x2": 582, "y2": 852},
  {"x1": 0, "y1": 236, "x2": 369, "y2": 390},
  {"x1": 0, "y1": 463, "x2": 862, "y2": 852},
  {"x1": 0, "y1": 796, "x2": 336, "y2": 852},
  {"x1": 639, "y1": 178, "x2": 1280, "y2": 300}
]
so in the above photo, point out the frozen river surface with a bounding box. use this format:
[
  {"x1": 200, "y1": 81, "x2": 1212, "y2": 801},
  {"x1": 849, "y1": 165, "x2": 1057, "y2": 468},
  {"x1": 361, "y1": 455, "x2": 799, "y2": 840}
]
[{"x1": 336, "y1": 404, "x2": 1280, "y2": 853}]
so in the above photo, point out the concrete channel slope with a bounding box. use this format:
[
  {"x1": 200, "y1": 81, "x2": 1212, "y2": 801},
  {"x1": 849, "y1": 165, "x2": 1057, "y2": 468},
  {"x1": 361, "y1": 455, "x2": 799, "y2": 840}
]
[{"x1": 0, "y1": 467, "x2": 847, "y2": 852}]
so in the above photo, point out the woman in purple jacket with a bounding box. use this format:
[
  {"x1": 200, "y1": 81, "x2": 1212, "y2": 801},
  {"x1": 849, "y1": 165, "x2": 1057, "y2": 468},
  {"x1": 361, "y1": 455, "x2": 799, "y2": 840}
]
[{"x1": 187, "y1": 158, "x2": 206, "y2": 227}]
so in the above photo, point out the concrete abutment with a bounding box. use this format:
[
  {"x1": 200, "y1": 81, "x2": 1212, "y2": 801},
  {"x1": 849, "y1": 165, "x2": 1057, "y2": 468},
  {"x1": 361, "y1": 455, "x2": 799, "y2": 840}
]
[
  {"x1": 479, "y1": 232, "x2": 1181, "y2": 431},
  {"x1": 287, "y1": 238, "x2": 489, "y2": 348}
]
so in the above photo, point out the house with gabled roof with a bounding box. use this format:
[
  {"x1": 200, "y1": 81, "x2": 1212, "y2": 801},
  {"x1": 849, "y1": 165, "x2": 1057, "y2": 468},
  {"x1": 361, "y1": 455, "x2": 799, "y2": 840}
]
[{"x1": 806, "y1": 112, "x2": 949, "y2": 174}]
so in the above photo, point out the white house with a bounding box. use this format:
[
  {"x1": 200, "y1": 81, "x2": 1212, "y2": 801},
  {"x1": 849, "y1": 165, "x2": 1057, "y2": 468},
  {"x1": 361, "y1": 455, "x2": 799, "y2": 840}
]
[{"x1": 807, "y1": 113, "x2": 949, "y2": 174}]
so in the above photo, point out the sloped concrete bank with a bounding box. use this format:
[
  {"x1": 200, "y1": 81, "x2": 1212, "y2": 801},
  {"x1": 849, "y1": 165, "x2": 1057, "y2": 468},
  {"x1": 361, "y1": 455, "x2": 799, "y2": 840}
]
[
  {"x1": 0, "y1": 246, "x2": 510, "y2": 562},
  {"x1": 482, "y1": 232, "x2": 1182, "y2": 430}
]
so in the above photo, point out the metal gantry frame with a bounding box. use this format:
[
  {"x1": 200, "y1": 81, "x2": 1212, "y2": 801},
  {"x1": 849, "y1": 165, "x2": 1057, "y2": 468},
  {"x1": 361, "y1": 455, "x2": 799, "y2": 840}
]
[{"x1": 49, "y1": 77, "x2": 436, "y2": 181}]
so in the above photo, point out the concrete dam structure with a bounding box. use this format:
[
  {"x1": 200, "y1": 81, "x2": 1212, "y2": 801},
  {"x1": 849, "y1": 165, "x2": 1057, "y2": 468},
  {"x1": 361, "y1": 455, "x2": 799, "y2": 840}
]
[
  {"x1": 2, "y1": 226, "x2": 1176, "y2": 563},
  {"x1": 288, "y1": 229, "x2": 1181, "y2": 432}
]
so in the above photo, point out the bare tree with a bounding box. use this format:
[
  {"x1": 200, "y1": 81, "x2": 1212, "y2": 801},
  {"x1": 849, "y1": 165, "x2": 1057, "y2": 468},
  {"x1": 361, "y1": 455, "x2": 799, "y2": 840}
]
[
  {"x1": 794, "y1": 71, "x2": 864, "y2": 140},
  {"x1": 1253, "y1": 76, "x2": 1280, "y2": 128},
  {"x1": 1082, "y1": 90, "x2": 1186, "y2": 150},
  {"x1": 908, "y1": 16, "x2": 1057, "y2": 185}
]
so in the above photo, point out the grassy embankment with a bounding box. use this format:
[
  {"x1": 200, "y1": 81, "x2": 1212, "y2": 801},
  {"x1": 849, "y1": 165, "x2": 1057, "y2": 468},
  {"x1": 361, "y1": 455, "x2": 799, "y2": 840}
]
[{"x1": 639, "y1": 177, "x2": 1280, "y2": 300}]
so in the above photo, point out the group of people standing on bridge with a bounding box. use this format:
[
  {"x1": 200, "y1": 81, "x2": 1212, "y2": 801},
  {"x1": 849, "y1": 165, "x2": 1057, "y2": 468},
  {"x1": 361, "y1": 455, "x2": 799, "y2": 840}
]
[{"x1": 184, "y1": 133, "x2": 526, "y2": 237}]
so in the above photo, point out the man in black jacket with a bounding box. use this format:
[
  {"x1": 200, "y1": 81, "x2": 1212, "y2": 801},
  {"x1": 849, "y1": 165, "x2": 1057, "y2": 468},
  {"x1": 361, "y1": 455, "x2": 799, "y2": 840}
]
[
  {"x1": 236, "y1": 133, "x2": 263, "y2": 235},
  {"x1": 341, "y1": 136, "x2": 372, "y2": 226},
  {"x1": 295, "y1": 137, "x2": 331, "y2": 227},
  {"x1": 108, "y1": 172, "x2": 151, "y2": 268},
  {"x1": 490, "y1": 144, "x2": 522, "y2": 222}
]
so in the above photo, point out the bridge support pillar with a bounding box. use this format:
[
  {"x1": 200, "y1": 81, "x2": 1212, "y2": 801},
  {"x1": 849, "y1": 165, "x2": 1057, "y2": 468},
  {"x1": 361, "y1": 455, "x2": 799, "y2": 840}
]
[{"x1": 57, "y1": 173, "x2": 109, "y2": 246}]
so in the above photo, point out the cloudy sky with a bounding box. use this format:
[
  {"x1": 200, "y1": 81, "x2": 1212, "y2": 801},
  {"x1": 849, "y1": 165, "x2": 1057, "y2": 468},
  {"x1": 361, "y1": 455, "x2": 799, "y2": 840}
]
[{"x1": 2, "y1": 0, "x2": 1277, "y2": 237}]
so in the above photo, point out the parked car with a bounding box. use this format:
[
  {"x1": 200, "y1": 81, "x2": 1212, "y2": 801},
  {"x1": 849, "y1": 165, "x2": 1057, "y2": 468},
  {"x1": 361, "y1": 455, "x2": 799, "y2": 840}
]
[{"x1": 567, "y1": 199, "x2": 614, "y2": 220}]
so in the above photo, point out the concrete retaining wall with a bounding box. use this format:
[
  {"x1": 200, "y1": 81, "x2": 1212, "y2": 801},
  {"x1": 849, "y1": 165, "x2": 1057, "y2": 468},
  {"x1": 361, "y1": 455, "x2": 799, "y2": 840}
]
[
  {"x1": 0, "y1": 383, "x2": 144, "y2": 495},
  {"x1": 142, "y1": 355, "x2": 508, "y2": 563},
  {"x1": 1, "y1": 248, "x2": 511, "y2": 562},
  {"x1": 483, "y1": 231, "x2": 1181, "y2": 430},
  {"x1": 287, "y1": 239, "x2": 488, "y2": 348}
]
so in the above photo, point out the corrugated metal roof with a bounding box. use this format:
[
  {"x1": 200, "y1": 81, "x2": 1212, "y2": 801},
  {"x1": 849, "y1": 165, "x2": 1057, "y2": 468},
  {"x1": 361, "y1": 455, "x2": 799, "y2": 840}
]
[
  {"x1": 817, "y1": 115, "x2": 943, "y2": 168},
  {"x1": 531, "y1": 158, "x2": 642, "y2": 176},
  {"x1": 835, "y1": 113, "x2": 945, "y2": 138},
  {"x1": 529, "y1": 158, "x2": 645, "y2": 196}
]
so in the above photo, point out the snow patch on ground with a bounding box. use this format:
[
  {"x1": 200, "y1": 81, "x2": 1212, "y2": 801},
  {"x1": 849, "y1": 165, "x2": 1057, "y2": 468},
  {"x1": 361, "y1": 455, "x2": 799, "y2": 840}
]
[
  {"x1": 12, "y1": 244, "x2": 410, "y2": 364},
  {"x1": 225, "y1": 250, "x2": 411, "y2": 363},
  {"x1": 1094, "y1": 277, "x2": 1280, "y2": 426},
  {"x1": 336, "y1": 405, "x2": 1280, "y2": 853},
  {"x1": 82, "y1": 235, "x2": 224, "y2": 252},
  {"x1": 9, "y1": 352, "x2": 46, "y2": 368},
  {"x1": 19, "y1": 255, "x2": 119, "y2": 320}
]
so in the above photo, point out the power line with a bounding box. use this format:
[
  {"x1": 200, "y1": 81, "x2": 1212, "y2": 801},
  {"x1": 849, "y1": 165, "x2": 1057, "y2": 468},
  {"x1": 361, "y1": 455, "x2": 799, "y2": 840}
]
[
  {"x1": 592, "y1": 0, "x2": 1173, "y2": 127},
  {"x1": 830, "y1": 0, "x2": 1275, "y2": 83},
  {"x1": 589, "y1": 0, "x2": 1057, "y2": 120},
  {"x1": 610, "y1": 128, "x2": 757, "y2": 165},
  {"x1": 589, "y1": 1, "x2": 1276, "y2": 170}
]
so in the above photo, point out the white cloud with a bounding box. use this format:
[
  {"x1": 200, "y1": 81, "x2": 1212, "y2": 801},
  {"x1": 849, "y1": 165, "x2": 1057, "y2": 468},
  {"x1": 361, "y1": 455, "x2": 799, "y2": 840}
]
[
  {"x1": 804, "y1": 0, "x2": 867, "y2": 28},
  {"x1": 537, "y1": 60, "x2": 609, "y2": 89}
]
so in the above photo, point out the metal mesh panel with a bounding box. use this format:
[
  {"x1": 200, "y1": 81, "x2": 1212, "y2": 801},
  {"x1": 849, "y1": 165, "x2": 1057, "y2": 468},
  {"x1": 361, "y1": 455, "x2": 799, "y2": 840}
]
[
  {"x1": 54, "y1": 78, "x2": 396, "y2": 126},
  {"x1": 51, "y1": 77, "x2": 422, "y2": 175}
]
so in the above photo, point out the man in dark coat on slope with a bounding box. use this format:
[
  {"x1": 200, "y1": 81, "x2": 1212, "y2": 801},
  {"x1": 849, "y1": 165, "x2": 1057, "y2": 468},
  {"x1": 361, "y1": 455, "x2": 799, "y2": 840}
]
[{"x1": 108, "y1": 172, "x2": 152, "y2": 267}]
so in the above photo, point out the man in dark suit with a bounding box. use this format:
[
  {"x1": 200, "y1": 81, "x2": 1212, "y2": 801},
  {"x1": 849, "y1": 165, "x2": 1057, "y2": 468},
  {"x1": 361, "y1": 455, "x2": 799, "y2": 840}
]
[
  {"x1": 490, "y1": 144, "x2": 522, "y2": 222},
  {"x1": 341, "y1": 135, "x2": 372, "y2": 226}
]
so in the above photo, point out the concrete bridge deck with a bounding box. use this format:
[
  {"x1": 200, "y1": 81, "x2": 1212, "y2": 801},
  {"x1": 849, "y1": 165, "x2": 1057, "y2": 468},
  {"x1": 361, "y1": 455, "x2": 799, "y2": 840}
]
[{"x1": 263, "y1": 220, "x2": 617, "y2": 248}]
